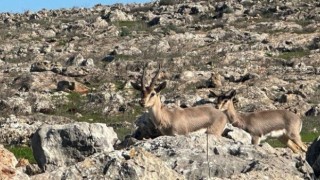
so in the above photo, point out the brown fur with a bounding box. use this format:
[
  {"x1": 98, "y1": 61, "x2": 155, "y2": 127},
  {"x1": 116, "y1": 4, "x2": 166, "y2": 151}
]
[
  {"x1": 131, "y1": 63, "x2": 228, "y2": 137},
  {"x1": 216, "y1": 90, "x2": 307, "y2": 153},
  {"x1": 147, "y1": 95, "x2": 228, "y2": 136}
]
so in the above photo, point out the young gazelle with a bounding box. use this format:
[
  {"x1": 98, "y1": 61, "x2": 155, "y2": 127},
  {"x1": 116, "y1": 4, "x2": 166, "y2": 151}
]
[
  {"x1": 214, "y1": 89, "x2": 307, "y2": 153},
  {"x1": 131, "y1": 63, "x2": 227, "y2": 137}
]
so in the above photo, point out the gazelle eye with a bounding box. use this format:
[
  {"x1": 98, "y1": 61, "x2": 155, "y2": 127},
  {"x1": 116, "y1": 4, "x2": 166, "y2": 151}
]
[{"x1": 150, "y1": 92, "x2": 155, "y2": 97}]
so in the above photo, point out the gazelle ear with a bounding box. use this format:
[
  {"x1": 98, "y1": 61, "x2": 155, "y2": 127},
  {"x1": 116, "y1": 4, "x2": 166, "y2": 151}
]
[
  {"x1": 209, "y1": 90, "x2": 219, "y2": 98},
  {"x1": 225, "y1": 89, "x2": 236, "y2": 99},
  {"x1": 155, "y1": 81, "x2": 167, "y2": 93},
  {"x1": 131, "y1": 82, "x2": 142, "y2": 91}
]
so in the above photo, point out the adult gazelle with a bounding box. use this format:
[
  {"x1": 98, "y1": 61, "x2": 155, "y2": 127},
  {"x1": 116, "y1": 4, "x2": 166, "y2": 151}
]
[
  {"x1": 214, "y1": 89, "x2": 307, "y2": 153},
  {"x1": 131, "y1": 63, "x2": 228, "y2": 137}
]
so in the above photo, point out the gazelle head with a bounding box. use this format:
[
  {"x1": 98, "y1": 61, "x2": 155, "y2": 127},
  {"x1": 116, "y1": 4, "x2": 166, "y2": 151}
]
[
  {"x1": 131, "y1": 63, "x2": 167, "y2": 108},
  {"x1": 211, "y1": 89, "x2": 237, "y2": 111}
]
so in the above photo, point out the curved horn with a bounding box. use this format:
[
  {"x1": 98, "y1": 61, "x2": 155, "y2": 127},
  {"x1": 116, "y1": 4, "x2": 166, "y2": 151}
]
[
  {"x1": 149, "y1": 63, "x2": 161, "y2": 89},
  {"x1": 141, "y1": 62, "x2": 148, "y2": 91}
]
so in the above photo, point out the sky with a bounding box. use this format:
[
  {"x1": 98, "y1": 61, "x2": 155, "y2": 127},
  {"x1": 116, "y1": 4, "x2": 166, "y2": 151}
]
[{"x1": 0, "y1": 0, "x2": 151, "y2": 13}]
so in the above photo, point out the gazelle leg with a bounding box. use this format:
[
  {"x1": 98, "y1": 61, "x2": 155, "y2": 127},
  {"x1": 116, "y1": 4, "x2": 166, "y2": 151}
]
[
  {"x1": 206, "y1": 127, "x2": 221, "y2": 143},
  {"x1": 251, "y1": 135, "x2": 261, "y2": 145},
  {"x1": 290, "y1": 134, "x2": 308, "y2": 152},
  {"x1": 278, "y1": 135, "x2": 301, "y2": 153},
  {"x1": 286, "y1": 125, "x2": 308, "y2": 152},
  {"x1": 208, "y1": 118, "x2": 227, "y2": 137}
]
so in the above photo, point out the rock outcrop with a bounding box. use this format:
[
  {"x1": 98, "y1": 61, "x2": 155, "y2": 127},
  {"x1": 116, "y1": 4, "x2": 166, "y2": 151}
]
[
  {"x1": 29, "y1": 131, "x2": 314, "y2": 179},
  {"x1": 31, "y1": 148, "x2": 183, "y2": 180},
  {"x1": 31, "y1": 122, "x2": 118, "y2": 172},
  {"x1": 0, "y1": 0, "x2": 319, "y2": 179},
  {"x1": 0, "y1": 145, "x2": 30, "y2": 180},
  {"x1": 307, "y1": 136, "x2": 320, "y2": 178}
]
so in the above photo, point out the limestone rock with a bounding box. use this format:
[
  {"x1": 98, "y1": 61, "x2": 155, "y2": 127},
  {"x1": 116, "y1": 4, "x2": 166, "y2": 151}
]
[
  {"x1": 0, "y1": 144, "x2": 18, "y2": 179},
  {"x1": 92, "y1": 16, "x2": 108, "y2": 28},
  {"x1": 57, "y1": 80, "x2": 89, "y2": 94},
  {"x1": 0, "y1": 114, "x2": 74, "y2": 145},
  {"x1": 31, "y1": 122, "x2": 118, "y2": 172},
  {"x1": 61, "y1": 66, "x2": 89, "y2": 77},
  {"x1": 0, "y1": 145, "x2": 30, "y2": 180},
  {"x1": 133, "y1": 113, "x2": 161, "y2": 140},
  {"x1": 30, "y1": 148, "x2": 183, "y2": 180},
  {"x1": 0, "y1": 1, "x2": 320, "y2": 179},
  {"x1": 223, "y1": 123, "x2": 252, "y2": 145},
  {"x1": 210, "y1": 72, "x2": 223, "y2": 88},
  {"x1": 37, "y1": 29, "x2": 56, "y2": 38},
  {"x1": 306, "y1": 136, "x2": 320, "y2": 178},
  {"x1": 132, "y1": 134, "x2": 313, "y2": 179},
  {"x1": 12, "y1": 71, "x2": 86, "y2": 92},
  {"x1": 30, "y1": 61, "x2": 62, "y2": 72},
  {"x1": 65, "y1": 54, "x2": 85, "y2": 66},
  {"x1": 106, "y1": 9, "x2": 135, "y2": 22}
]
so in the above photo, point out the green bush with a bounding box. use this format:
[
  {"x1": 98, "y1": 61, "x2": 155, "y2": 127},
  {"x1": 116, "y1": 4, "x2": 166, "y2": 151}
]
[
  {"x1": 277, "y1": 50, "x2": 310, "y2": 60},
  {"x1": 163, "y1": 23, "x2": 185, "y2": 34},
  {"x1": 113, "y1": 21, "x2": 149, "y2": 35},
  {"x1": 120, "y1": 27, "x2": 131, "y2": 37}
]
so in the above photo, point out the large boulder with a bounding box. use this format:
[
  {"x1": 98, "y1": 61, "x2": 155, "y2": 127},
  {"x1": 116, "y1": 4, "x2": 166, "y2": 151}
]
[
  {"x1": 30, "y1": 148, "x2": 183, "y2": 180},
  {"x1": 223, "y1": 123, "x2": 252, "y2": 144},
  {"x1": 0, "y1": 144, "x2": 18, "y2": 179},
  {"x1": 30, "y1": 61, "x2": 63, "y2": 73},
  {"x1": 31, "y1": 122, "x2": 118, "y2": 172},
  {"x1": 133, "y1": 133, "x2": 313, "y2": 179},
  {"x1": 29, "y1": 132, "x2": 313, "y2": 179},
  {"x1": 0, "y1": 145, "x2": 30, "y2": 180},
  {"x1": 12, "y1": 71, "x2": 76, "y2": 92},
  {"x1": 105, "y1": 9, "x2": 135, "y2": 22},
  {"x1": 0, "y1": 114, "x2": 74, "y2": 145},
  {"x1": 56, "y1": 80, "x2": 89, "y2": 94},
  {"x1": 306, "y1": 136, "x2": 320, "y2": 178},
  {"x1": 132, "y1": 113, "x2": 161, "y2": 140}
]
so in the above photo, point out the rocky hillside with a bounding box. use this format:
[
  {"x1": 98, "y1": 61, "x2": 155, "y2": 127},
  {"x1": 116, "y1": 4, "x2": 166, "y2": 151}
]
[{"x1": 0, "y1": 0, "x2": 320, "y2": 179}]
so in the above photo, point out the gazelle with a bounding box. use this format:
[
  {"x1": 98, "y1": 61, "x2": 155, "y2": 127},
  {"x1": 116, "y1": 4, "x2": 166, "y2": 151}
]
[
  {"x1": 213, "y1": 89, "x2": 307, "y2": 153},
  {"x1": 131, "y1": 63, "x2": 228, "y2": 137}
]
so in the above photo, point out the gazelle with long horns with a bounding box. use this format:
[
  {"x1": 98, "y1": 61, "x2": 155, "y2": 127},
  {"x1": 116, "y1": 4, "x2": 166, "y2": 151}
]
[
  {"x1": 214, "y1": 89, "x2": 307, "y2": 153},
  {"x1": 131, "y1": 63, "x2": 228, "y2": 136}
]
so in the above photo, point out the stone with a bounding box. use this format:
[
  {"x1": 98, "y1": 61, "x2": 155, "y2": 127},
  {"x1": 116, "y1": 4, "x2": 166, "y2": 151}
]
[
  {"x1": 82, "y1": 58, "x2": 95, "y2": 67},
  {"x1": 12, "y1": 71, "x2": 84, "y2": 93},
  {"x1": 0, "y1": 145, "x2": 30, "y2": 180},
  {"x1": 37, "y1": 29, "x2": 56, "y2": 38},
  {"x1": 210, "y1": 72, "x2": 223, "y2": 88},
  {"x1": 31, "y1": 122, "x2": 118, "y2": 172},
  {"x1": 133, "y1": 113, "x2": 162, "y2": 140},
  {"x1": 61, "y1": 66, "x2": 89, "y2": 77},
  {"x1": 223, "y1": 123, "x2": 252, "y2": 145},
  {"x1": 30, "y1": 148, "x2": 183, "y2": 180},
  {"x1": 0, "y1": 114, "x2": 74, "y2": 145},
  {"x1": 106, "y1": 9, "x2": 135, "y2": 22},
  {"x1": 132, "y1": 134, "x2": 312, "y2": 179},
  {"x1": 92, "y1": 17, "x2": 108, "y2": 28},
  {"x1": 65, "y1": 54, "x2": 85, "y2": 67},
  {"x1": 0, "y1": 1, "x2": 320, "y2": 179},
  {"x1": 306, "y1": 136, "x2": 320, "y2": 178},
  {"x1": 305, "y1": 105, "x2": 320, "y2": 116},
  {"x1": 0, "y1": 144, "x2": 18, "y2": 179},
  {"x1": 56, "y1": 80, "x2": 89, "y2": 94},
  {"x1": 30, "y1": 61, "x2": 63, "y2": 72}
]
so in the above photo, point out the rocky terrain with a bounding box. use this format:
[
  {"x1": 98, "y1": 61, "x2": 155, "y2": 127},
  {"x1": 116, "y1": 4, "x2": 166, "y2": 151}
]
[{"x1": 0, "y1": 0, "x2": 320, "y2": 179}]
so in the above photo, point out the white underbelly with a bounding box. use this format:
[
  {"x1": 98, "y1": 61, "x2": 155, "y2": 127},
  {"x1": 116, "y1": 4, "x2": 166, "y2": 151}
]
[{"x1": 260, "y1": 129, "x2": 286, "y2": 141}]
